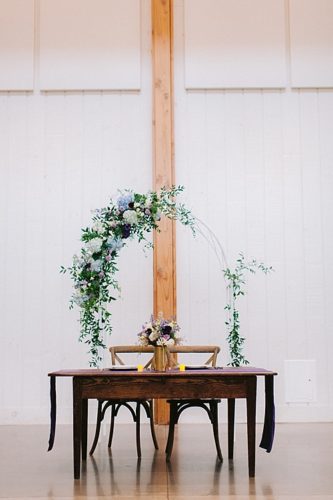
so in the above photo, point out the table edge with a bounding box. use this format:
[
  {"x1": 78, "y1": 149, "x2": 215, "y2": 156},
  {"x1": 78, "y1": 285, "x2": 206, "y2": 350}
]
[{"x1": 48, "y1": 368, "x2": 278, "y2": 377}]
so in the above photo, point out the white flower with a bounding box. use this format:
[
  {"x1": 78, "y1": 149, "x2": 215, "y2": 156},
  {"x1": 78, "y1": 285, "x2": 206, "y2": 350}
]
[
  {"x1": 149, "y1": 330, "x2": 159, "y2": 342},
  {"x1": 73, "y1": 254, "x2": 82, "y2": 266},
  {"x1": 123, "y1": 210, "x2": 138, "y2": 225},
  {"x1": 138, "y1": 335, "x2": 149, "y2": 346},
  {"x1": 85, "y1": 237, "x2": 103, "y2": 254},
  {"x1": 72, "y1": 292, "x2": 88, "y2": 306},
  {"x1": 93, "y1": 221, "x2": 104, "y2": 234},
  {"x1": 107, "y1": 237, "x2": 124, "y2": 252},
  {"x1": 156, "y1": 337, "x2": 173, "y2": 346},
  {"x1": 154, "y1": 211, "x2": 162, "y2": 221},
  {"x1": 90, "y1": 259, "x2": 102, "y2": 272}
]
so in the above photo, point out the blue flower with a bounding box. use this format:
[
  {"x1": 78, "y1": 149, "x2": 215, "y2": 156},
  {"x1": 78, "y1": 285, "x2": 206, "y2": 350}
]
[
  {"x1": 90, "y1": 259, "x2": 102, "y2": 272},
  {"x1": 106, "y1": 237, "x2": 124, "y2": 252},
  {"x1": 117, "y1": 193, "x2": 134, "y2": 212}
]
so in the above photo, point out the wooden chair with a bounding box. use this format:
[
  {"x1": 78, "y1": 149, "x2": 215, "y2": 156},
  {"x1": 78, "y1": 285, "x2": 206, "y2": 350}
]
[
  {"x1": 89, "y1": 346, "x2": 159, "y2": 458},
  {"x1": 164, "y1": 345, "x2": 222, "y2": 462}
]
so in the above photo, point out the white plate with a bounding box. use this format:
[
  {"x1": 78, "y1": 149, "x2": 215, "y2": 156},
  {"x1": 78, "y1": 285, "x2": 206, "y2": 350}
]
[{"x1": 108, "y1": 365, "x2": 138, "y2": 371}]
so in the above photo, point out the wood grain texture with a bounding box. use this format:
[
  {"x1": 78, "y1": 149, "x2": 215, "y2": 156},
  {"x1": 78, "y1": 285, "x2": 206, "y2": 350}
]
[
  {"x1": 79, "y1": 376, "x2": 250, "y2": 399},
  {"x1": 152, "y1": 0, "x2": 175, "y2": 424}
]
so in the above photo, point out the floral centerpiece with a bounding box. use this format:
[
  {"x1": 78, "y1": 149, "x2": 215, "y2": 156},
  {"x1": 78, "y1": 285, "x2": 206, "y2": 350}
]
[
  {"x1": 61, "y1": 186, "x2": 194, "y2": 367},
  {"x1": 138, "y1": 313, "x2": 182, "y2": 347}
]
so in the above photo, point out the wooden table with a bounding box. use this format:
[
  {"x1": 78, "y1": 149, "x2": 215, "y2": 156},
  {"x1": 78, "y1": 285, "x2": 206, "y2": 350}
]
[{"x1": 47, "y1": 367, "x2": 277, "y2": 479}]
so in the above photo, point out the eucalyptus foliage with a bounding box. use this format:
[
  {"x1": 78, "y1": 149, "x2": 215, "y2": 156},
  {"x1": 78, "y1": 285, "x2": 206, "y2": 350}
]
[
  {"x1": 61, "y1": 185, "x2": 195, "y2": 366},
  {"x1": 223, "y1": 253, "x2": 273, "y2": 367}
]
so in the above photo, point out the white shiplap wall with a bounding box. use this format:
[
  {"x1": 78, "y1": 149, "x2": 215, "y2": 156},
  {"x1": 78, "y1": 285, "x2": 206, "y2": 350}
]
[
  {"x1": 0, "y1": 0, "x2": 153, "y2": 424},
  {"x1": 1, "y1": 0, "x2": 333, "y2": 426},
  {"x1": 174, "y1": 1, "x2": 333, "y2": 422}
]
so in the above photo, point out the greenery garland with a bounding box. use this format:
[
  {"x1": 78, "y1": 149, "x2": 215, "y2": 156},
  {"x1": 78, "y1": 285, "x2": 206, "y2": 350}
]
[
  {"x1": 223, "y1": 253, "x2": 273, "y2": 367},
  {"x1": 61, "y1": 185, "x2": 195, "y2": 366}
]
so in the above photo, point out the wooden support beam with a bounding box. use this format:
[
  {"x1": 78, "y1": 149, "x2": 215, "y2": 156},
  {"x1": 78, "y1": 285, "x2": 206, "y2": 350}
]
[{"x1": 152, "y1": 0, "x2": 175, "y2": 424}]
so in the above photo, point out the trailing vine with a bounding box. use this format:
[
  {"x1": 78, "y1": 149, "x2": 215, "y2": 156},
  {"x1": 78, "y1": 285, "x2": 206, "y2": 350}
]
[{"x1": 223, "y1": 253, "x2": 273, "y2": 367}]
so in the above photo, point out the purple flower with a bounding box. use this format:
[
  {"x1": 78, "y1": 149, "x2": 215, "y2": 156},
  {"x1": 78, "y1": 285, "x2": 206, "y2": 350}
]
[
  {"x1": 161, "y1": 325, "x2": 172, "y2": 335},
  {"x1": 121, "y1": 224, "x2": 131, "y2": 238}
]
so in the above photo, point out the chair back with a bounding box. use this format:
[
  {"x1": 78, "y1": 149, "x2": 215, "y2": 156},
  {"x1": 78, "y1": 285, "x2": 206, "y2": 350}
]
[
  {"x1": 166, "y1": 345, "x2": 220, "y2": 368},
  {"x1": 109, "y1": 345, "x2": 155, "y2": 369},
  {"x1": 109, "y1": 344, "x2": 220, "y2": 369}
]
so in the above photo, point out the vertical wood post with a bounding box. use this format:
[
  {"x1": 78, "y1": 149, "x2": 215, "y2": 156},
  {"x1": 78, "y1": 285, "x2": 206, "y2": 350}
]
[{"x1": 152, "y1": 0, "x2": 175, "y2": 424}]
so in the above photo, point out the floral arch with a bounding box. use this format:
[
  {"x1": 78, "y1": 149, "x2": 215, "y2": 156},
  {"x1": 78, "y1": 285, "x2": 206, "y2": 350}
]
[
  {"x1": 62, "y1": 185, "x2": 272, "y2": 367},
  {"x1": 62, "y1": 186, "x2": 194, "y2": 366}
]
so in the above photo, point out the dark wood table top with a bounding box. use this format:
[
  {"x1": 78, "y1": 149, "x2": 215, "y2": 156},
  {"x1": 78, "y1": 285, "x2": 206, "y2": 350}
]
[{"x1": 48, "y1": 366, "x2": 277, "y2": 377}]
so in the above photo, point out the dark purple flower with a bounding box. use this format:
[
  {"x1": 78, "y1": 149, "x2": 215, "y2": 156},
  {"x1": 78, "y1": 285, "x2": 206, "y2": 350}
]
[
  {"x1": 161, "y1": 325, "x2": 172, "y2": 335},
  {"x1": 121, "y1": 224, "x2": 131, "y2": 238}
]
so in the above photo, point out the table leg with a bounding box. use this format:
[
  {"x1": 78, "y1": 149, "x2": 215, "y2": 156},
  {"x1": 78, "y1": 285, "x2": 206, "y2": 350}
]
[
  {"x1": 228, "y1": 398, "x2": 235, "y2": 459},
  {"x1": 246, "y1": 376, "x2": 257, "y2": 477},
  {"x1": 73, "y1": 377, "x2": 82, "y2": 479},
  {"x1": 81, "y1": 398, "x2": 88, "y2": 461}
]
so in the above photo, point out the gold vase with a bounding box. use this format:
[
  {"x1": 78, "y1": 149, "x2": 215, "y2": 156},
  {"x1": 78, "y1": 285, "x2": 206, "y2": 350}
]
[{"x1": 153, "y1": 346, "x2": 167, "y2": 371}]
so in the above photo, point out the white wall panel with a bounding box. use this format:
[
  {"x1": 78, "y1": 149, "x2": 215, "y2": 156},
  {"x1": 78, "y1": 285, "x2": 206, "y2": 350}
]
[
  {"x1": 290, "y1": 0, "x2": 333, "y2": 88},
  {"x1": 184, "y1": 0, "x2": 286, "y2": 89},
  {"x1": 0, "y1": 0, "x2": 34, "y2": 90},
  {"x1": 174, "y1": 1, "x2": 333, "y2": 422},
  {"x1": 39, "y1": 0, "x2": 141, "y2": 90},
  {"x1": 1, "y1": 0, "x2": 333, "y2": 427},
  {"x1": 0, "y1": 0, "x2": 152, "y2": 424}
]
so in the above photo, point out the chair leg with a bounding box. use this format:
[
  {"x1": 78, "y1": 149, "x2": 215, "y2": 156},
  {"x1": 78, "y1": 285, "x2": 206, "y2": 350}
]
[
  {"x1": 89, "y1": 400, "x2": 103, "y2": 456},
  {"x1": 165, "y1": 402, "x2": 178, "y2": 461},
  {"x1": 210, "y1": 401, "x2": 223, "y2": 462},
  {"x1": 136, "y1": 403, "x2": 141, "y2": 459},
  {"x1": 108, "y1": 404, "x2": 117, "y2": 448},
  {"x1": 148, "y1": 400, "x2": 159, "y2": 450}
]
